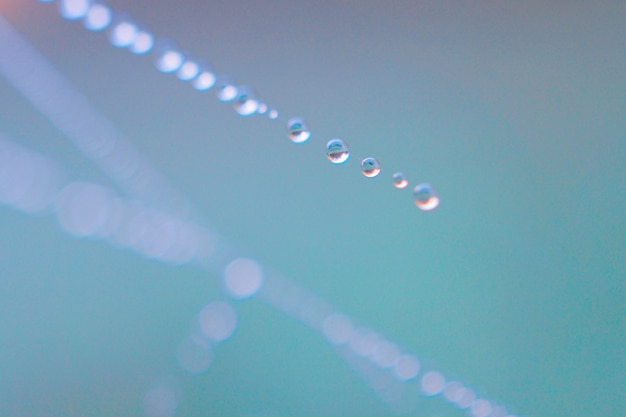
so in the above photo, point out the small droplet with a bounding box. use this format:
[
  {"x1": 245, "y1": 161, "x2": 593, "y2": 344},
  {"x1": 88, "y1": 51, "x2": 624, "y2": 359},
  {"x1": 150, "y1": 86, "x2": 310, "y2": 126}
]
[
  {"x1": 153, "y1": 39, "x2": 183, "y2": 73},
  {"x1": 191, "y1": 66, "x2": 216, "y2": 91},
  {"x1": 129, "y1": 30, "x2": 153, "y2": 54},
  {"x1": 83, "y1": 3, "x2": 112, "y2": 31},
  {"x1": 268, "y1": 109, "x2": 279, "y2": 120},
  {"x1": 108, "y1": 14, "x2": 138, "y2": 48},
  {"x1": 392, "y1": 172, "x2": 408, "y2": 189},
  {"x1": 326, "y1": 139, "x2": 350, "y2": 164},
  {"x1": 232, "y1": 86, "x2": 259, "y2": 116},
  {"x1": 257, "y1": 103, "x2": 268, "y2": 114},
  {"x1": 360, "y1": 157, "x2": 380, "y2": 177},
  {"x1": 215, "y1": 76, "x2": 238, "y2": 102},
  {"x1": 413, "y1": 183, "x2": 439, "y2": 211},
  {"x1": 287, "y1": 117, "x2": 311, "y2": 144},
  {"x1": 176, "y1": 59, "x2": 200, "y2": 81}
]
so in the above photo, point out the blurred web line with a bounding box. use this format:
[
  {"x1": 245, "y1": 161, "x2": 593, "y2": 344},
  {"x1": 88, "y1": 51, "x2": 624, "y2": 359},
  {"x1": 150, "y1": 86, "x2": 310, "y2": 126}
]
[{"x1": 0, "y1": 11, "x2": 517, "y2": 417}]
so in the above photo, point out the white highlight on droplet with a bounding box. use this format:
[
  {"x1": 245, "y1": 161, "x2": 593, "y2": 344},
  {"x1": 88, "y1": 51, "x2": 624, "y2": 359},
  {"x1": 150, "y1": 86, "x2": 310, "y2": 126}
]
[
  {"x1": 420, "y1": 371, "x2": 446, "y2": 396},
  {"x1": 223, "y1": 257, "x2": 263, "y2": 299},
  {"x1": 196, "y1": 301, "x2": 237, "y2": 342},
  {"x1": 393, "y1": 354, "x2": 420, "y2": 381},
  {"x1": 322, "y1": 313, "x2": 354, "y2": 345}
]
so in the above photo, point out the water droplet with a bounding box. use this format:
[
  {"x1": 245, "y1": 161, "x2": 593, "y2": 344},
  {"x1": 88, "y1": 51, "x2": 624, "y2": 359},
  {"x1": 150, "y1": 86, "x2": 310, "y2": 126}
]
[
  {"x1": 176, "y1": 58, "x2": 200, "y2": 81},
  {"x1": 153, "y1": 39, "x2": 183, "y2": 73},
  {"x1": 191, "y1": 66, "x2": 216, "y2": 91},
  {"x1": 392, "y1": 172, "x2": 408, "y2": 189},
  {"x1": 360, "y1": 157, "x2": 380, "y2": 177},
  {"x1": 413, "y1": 183, "x2": 439, "y2": 211},
  {"x1": 232, "y1": 86, "x2": 259, "y2": 116},
  {"x1": 83, "y1": 3, "x2": 112, "y2": 31},
  {"x1": 268, "y1": 109, "x2": 279, "y2": 120},
  {"x1": 129, "y1": 30, "x2": 153, "y2": 54},
  {"x1": 108, "y1": 14, "x2": 138, "y2": 48},
  {"x1": 257, "y1": 103, "x2": 268, "y2": 114},
  {"x1": 287, "y1": 117, "x2": 311, "y2": 144},
  {"x1": 326, "y1": 139, "x2": 350, "y2": 164},
  {"x1": 215, "y1": 76, "x2": 238, "y2": 102}
]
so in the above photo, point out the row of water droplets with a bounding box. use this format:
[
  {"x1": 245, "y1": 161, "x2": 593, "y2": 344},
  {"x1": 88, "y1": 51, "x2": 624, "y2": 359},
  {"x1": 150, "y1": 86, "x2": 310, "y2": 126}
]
[
  {"x1": 43, "y1": 0, "x2": 439, "y2": 211},
  {"x1": 287, "y1": 117, "x2": 439, "y2": 210}
]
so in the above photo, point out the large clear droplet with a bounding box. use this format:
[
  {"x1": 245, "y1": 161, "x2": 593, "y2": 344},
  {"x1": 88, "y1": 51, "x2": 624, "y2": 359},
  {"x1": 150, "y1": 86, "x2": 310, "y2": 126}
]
[
  {"x1": 232, "y1": 86, "x2": 259, "y2": 116},
  {"x1": 360, "y1": 157, "x2": 380, "y2": 177},
  {"x1": 326, "y1": 139, "x2": 350, "y2": 164},
  {"x1": 287, "y1": 117, "x2": 311, "y2": 144},
  {"x1": 413, "y1": 183, "x2": 439, "y2": 211},
  {"x1": 392, "y1": 172, "x2": 408, "y2": 189}
]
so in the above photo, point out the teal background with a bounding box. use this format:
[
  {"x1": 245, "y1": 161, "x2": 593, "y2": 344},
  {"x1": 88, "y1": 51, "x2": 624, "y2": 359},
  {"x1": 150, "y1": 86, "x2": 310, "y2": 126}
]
[{"x1": 0, "y1": 1, "x2": 624, "y2": 416}]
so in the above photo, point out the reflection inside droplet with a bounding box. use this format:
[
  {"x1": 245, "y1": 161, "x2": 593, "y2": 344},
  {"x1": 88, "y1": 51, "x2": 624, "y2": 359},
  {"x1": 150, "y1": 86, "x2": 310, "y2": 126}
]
[
  {"x1": 326, "y1": 139, "x2": 350, "y2": 164},
  {"x1": 392, "y1": 172, "x2": 408, "y2": 189},
  {"x1": 360, "y1": 157, "x2": 381, "y2": 177},
  {"x1": 287, "y1": 117, "x2": 311, "y2": 144},
  {"x1": 413, "y1": 183, "x2": 439, "y2": 211}
]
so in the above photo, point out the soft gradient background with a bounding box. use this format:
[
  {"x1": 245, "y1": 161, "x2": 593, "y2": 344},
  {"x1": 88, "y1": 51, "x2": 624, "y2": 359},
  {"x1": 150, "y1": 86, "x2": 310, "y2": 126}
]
[{"x1": 1, "y1": 1, "x2": 624, "y2": 416}]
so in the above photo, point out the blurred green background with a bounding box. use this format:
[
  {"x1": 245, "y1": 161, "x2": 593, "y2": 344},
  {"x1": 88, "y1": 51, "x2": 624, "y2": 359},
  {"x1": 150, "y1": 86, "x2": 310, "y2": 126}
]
[{"x1": 0, "y1": 1, "x2": 624, "y2": 416}]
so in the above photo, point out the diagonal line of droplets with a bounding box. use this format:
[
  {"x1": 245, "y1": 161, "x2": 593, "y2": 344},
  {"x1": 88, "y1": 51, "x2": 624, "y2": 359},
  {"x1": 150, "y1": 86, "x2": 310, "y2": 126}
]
[
  {"x1": 6, "y1": 2, "x2": 514, "y2": 416},
  {"x1": 42, "y1": 0, "x2": 440, "y2": 212}
]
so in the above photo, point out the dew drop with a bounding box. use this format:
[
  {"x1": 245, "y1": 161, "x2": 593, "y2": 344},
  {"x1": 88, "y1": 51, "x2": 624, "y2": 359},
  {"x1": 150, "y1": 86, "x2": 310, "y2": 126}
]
[
  {"x1": 215, "y1": 76, "x2": 238, "y2": 102},
  {"x1": 176, "y1": 58, "x2": 200, "y2": 81},
  {"x1": 268, "y1": 109, "x2": 279, "y2": 120},
  {"x1": 129, "y1": 30, "x2": 153, "y2": 54},
  {"x1": 287, "y1": 117, "x2": 311, "y2": 144},
  {"x1": 413, "y1": 183, "x2": 439, "y2": 211},
  {"x1": 153, "y1": 39, "x2": 183, "y2": 73},
  {"x1": 232, "y1": 86, "x2": 259, "y2": 116},
  {"x1": 191, "y1": 67, "x2": 216, "y2": 91},
  {"x1": 392, "y1": 172, "x2": 408, "y2": 189},
  {"x1": 326, "y1": 139, "x2": 350, "y2": 164},
  {"x1": 360, "y1": 157, "x2": 380, "y2": 177},
  {"x1": 83, "y1": 3, "x2": 112, "y2": 31}
]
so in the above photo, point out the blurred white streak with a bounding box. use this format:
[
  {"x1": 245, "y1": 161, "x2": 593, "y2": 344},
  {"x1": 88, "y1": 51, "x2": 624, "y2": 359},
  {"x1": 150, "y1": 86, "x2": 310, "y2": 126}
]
[{"x1": 0, "y1": 16, "x2": 190, "y2": 219}]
